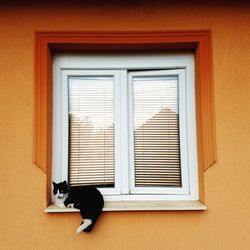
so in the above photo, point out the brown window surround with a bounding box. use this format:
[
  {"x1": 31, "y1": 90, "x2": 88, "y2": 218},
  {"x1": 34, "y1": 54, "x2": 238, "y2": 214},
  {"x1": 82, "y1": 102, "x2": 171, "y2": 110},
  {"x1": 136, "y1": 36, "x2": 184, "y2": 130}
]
[{"x1": 34, "y1": 31, "x2": 216, "y2": 205}]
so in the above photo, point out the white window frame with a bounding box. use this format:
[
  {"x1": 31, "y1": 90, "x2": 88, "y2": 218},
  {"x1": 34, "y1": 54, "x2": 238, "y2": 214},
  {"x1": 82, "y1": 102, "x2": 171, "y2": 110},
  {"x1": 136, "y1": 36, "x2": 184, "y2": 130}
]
[
  {"x1": 52, "y1": 52, "x2": 199, "y2": 202},
  {"x1": 128, "y1": 70, "x2": 189, "y2": 195}
]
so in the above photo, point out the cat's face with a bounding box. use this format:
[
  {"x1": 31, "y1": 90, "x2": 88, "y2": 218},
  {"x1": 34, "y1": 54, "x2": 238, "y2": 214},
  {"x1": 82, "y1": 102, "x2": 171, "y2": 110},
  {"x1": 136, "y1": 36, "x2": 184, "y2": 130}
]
[{"x1": 53, "y1": 181, "x2": 69, "y2": 199}]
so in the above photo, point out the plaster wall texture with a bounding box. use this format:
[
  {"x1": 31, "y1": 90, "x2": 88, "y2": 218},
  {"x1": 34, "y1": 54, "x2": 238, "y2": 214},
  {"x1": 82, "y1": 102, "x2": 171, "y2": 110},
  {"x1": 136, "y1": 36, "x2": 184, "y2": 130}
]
[{"x1": 0, "y1": 2, "x2": 249, "y2": 250}]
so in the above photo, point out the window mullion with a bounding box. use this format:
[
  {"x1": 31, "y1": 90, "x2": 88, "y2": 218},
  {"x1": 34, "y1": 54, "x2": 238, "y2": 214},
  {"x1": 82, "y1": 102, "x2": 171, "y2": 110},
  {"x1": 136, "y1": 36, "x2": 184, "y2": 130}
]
[
  {"x1": 119, "y1": 70, "x2": 130, "y2": 195},
  {"x1": 128, "y1": 72, "x2": 136, "y2": 193}
]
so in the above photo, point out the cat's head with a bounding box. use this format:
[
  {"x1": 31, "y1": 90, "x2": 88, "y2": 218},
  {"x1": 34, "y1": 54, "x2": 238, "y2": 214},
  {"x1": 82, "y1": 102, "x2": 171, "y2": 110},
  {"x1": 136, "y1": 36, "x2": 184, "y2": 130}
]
[{"x1": 52, "y1": 181, "x2": 69, "y2": 199}]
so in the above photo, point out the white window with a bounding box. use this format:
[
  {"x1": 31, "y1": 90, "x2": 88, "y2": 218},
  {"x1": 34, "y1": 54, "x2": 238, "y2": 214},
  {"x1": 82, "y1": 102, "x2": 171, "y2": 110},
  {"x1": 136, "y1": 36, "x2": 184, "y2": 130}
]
[{"x1": 52, "y1": 52, "x2": 198, "y2": 203}]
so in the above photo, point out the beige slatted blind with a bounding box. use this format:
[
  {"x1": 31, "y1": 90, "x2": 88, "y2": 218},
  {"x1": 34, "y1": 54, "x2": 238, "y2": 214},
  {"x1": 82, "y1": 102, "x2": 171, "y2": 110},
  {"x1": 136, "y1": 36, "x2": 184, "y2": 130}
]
[
  {"x1": 133, "y1": 76, "x2": 182, "y2": 187},
  {"x1": 68, "y1": 76, "x2": 114, "y2": 187}
]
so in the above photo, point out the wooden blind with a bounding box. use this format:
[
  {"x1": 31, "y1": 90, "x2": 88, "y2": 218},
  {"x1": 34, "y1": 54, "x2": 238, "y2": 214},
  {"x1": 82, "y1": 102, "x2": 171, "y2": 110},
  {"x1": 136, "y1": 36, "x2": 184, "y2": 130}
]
[
  {"x1": 132, "y1": 76, "x2": 182, "y2": 187},
  {"x1": 68, "y1": 76, "x2": 114, "y2": 187}
]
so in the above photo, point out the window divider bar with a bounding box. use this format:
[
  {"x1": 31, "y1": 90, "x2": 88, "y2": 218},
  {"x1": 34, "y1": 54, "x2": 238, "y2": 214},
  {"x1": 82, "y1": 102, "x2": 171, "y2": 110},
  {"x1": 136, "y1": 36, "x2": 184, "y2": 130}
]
[
  {"x1": 119, "y1": 70, "x2": 130, "y2": 195},
  {"x1": 113, "y1": 70, "x2": 123, "y2": 194},
  {"x1": 127, "y1": 72, "x2": 136, "y2": 193}
]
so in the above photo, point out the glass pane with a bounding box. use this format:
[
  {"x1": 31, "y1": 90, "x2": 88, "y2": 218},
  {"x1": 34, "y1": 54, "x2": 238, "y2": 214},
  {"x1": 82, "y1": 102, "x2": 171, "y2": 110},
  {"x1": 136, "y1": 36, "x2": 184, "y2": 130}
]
[
  {"x1": 133, "y1": 76, "x2": 182, "y2": 187},
  {"x1": 68, "y1": 76, "x2": 114, "y2": 187}
]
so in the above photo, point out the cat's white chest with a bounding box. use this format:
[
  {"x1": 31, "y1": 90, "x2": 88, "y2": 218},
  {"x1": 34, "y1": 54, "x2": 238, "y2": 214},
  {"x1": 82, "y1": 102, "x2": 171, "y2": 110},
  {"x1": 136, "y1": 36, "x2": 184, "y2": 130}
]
[
  {"x1": 55, "y1": 196, "x2": 67, "y2": 208},
  {"x1": 54, "y1": 190, "x2": 68, "y2": 208}
]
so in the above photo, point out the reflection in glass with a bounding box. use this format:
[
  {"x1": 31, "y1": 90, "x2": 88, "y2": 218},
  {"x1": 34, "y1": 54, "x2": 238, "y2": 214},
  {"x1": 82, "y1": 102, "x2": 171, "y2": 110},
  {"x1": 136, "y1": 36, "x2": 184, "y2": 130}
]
[
  {"x1": 68, "y1": 77, "x2": 114, "y2": 187},
  {"x1": 133, "y1": 76, "x2": 182, "y2": 187}
]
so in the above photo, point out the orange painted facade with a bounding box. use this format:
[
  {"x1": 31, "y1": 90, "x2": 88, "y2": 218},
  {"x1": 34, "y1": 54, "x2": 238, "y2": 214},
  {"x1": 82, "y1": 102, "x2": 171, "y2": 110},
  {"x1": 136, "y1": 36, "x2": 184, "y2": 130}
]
[{"x1": 0, "y1": 2, "x2": 250, "y2": 250}]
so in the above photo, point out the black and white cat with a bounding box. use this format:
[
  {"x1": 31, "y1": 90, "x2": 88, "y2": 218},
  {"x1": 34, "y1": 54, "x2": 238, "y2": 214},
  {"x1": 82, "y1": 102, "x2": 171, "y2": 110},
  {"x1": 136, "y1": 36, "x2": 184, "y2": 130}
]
[{"x1": 52, "y1": 181, "x2": 104, "y2": 234}]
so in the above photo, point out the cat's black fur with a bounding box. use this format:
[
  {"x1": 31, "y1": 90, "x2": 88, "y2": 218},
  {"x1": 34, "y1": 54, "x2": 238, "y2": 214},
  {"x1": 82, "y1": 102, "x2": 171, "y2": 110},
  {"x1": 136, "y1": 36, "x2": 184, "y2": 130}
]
[{"x1": 53, "y1": 181, "x2": 104, "y2": 233}]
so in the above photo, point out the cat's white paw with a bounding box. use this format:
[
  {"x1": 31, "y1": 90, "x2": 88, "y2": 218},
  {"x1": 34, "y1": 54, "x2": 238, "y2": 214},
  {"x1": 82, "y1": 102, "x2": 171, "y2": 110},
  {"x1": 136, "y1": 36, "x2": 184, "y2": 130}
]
[
  {"x1": 58, "y1": 202, "x2": 66, "y2": 208},
  {"x1": 67, "y1": 203, "x2": 74, "y2": 208}
]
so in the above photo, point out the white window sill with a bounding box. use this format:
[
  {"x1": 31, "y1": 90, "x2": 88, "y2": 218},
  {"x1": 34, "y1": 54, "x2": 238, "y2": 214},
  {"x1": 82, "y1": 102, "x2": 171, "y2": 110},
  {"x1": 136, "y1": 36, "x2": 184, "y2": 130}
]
[{"x1": 44, "y1": 200, "x2": 207, "y2": 212}]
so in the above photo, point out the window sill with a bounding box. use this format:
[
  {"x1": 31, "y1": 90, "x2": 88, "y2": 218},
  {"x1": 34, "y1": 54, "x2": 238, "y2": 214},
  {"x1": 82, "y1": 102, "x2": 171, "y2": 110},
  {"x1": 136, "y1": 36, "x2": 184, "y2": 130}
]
[{"x1": 44, "y1": 200, "x2": 207, "y2": 212}]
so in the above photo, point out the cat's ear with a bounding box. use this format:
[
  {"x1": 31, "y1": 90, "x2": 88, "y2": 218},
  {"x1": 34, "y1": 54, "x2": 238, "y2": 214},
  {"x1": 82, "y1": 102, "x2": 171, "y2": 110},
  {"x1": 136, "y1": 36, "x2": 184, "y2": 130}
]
[
  {"x1": 52, "y1": 182, "x2": 57, "y2": 187},
  {"x1": 63, "y1": 180, "x2": 67, "y2": 185}
]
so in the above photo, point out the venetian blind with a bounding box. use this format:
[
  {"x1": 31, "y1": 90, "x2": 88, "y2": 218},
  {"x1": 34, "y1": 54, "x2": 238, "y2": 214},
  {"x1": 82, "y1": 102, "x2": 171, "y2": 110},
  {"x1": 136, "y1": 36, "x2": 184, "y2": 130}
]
[
  {"x1": 132, "y1": 76, "x2": 182, "y2": 187},
  {"x1": 68, "y1": 76, "x2": 115, "y2": 187}
]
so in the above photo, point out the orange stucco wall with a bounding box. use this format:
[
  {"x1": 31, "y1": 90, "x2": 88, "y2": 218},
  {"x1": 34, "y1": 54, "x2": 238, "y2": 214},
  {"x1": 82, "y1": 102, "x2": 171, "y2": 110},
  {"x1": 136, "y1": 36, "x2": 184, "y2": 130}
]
[{"x1": 0, "y1": 2, "x2": 250, "y2": 250}]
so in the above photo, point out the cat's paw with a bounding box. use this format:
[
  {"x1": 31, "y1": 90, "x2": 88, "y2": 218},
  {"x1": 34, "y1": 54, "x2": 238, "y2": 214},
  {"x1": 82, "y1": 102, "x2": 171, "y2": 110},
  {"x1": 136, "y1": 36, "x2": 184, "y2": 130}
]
[
  {"x1": 66, "y1": 203, "x2": 74, "y2": 208},
  {"x1": 58, "y1": 203, "x2": 66, "y2": 208}
]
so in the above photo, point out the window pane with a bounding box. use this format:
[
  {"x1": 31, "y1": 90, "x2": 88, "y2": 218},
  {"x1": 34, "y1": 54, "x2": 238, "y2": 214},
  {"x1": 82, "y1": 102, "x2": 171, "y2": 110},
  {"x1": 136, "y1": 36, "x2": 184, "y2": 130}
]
[
  {"x1": 68, "y1": 76, "x2": 114, "y2": 187},
  {"x1": 133, "y1": 76, "x2": 182, "y2": 187}
]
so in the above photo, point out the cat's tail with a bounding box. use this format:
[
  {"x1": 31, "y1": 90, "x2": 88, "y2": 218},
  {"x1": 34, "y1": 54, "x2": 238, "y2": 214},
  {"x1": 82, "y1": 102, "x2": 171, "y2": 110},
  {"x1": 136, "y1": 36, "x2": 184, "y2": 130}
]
[
  {"x1": 83, "y1": 213, "x2": 101, "y2": 233},
  {"x1": 76, "y1": 219, "x2": 92, "y2": 234},
  {"x1": 83, "y1": 223, "x2": 95, "y2": 233}
]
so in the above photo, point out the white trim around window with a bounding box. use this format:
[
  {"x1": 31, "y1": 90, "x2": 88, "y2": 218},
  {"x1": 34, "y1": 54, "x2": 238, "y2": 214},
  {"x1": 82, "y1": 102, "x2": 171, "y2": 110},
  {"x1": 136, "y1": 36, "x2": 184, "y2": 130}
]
[{"x1": 52, "y1": 52, "x2": 199, "y2": 203}]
